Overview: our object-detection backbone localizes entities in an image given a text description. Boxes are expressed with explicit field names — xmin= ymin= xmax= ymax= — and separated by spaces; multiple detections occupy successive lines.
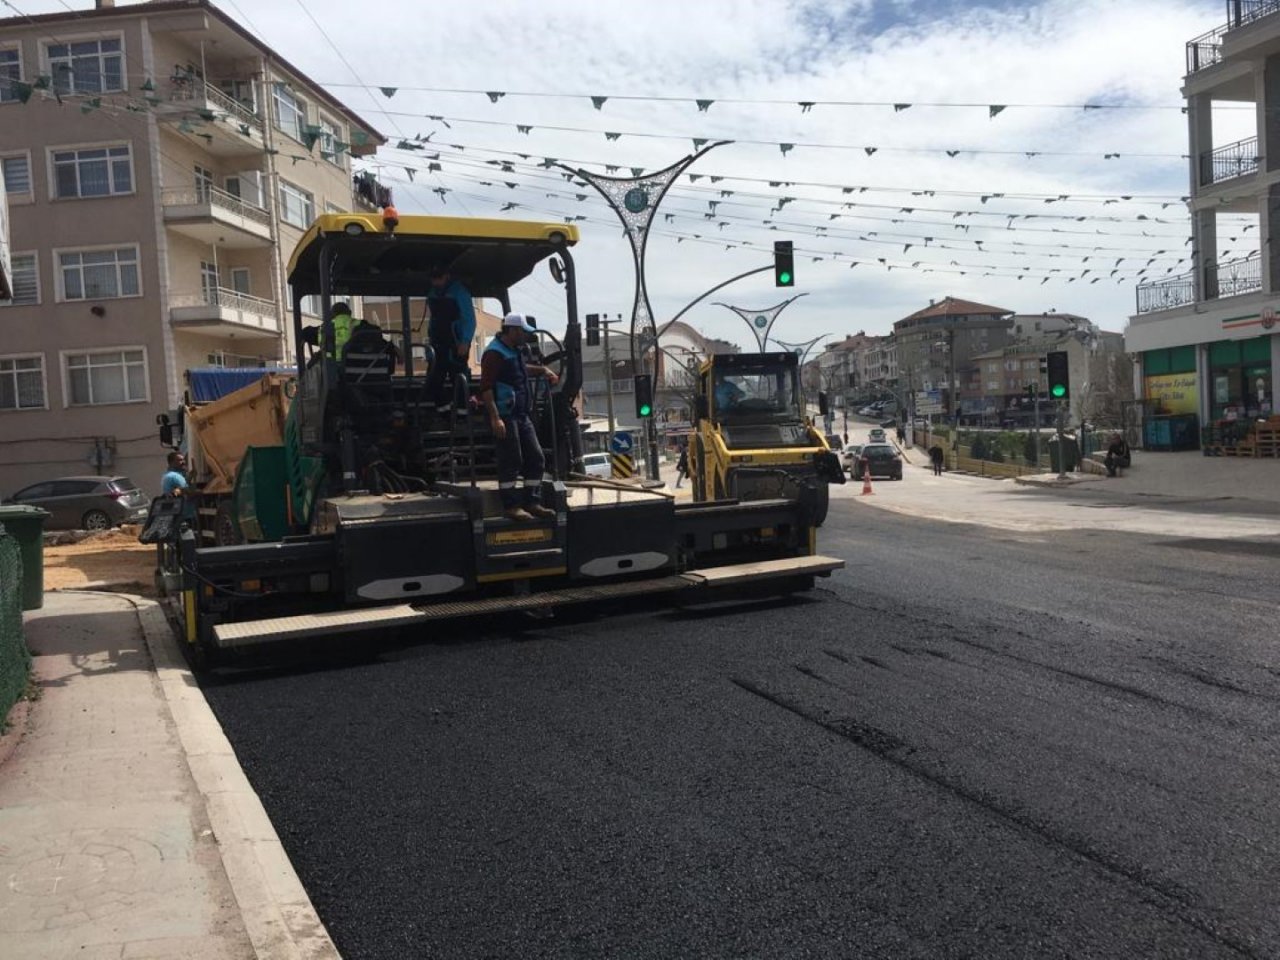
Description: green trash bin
xmin=0 ymin=505 xmax=50 ymax=611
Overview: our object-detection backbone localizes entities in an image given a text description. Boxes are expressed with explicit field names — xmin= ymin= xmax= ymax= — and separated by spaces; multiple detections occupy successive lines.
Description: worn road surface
xmin=204 ymin=496 xmax=1280 ymax=959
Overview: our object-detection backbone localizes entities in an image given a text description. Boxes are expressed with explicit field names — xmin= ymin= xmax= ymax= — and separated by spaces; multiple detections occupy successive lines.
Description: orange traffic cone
xmin=861 ymin=469 xmax=874 ymax=496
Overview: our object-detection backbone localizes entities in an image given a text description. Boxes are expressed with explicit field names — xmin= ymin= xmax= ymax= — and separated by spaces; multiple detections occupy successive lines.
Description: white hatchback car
xmin=581 ymin=452 xmax=612 ymax=478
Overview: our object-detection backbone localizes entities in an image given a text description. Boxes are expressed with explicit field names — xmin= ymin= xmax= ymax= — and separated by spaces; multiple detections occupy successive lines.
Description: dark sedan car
xmin=852 ymin=444 xmax=903 ymax=481
xmin=7 ymin=476 xmax=149 ymax=530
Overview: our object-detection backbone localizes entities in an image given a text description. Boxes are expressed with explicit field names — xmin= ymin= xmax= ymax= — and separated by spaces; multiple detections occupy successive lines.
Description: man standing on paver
xmin=929 ymin=444 xmax=944 ymax=476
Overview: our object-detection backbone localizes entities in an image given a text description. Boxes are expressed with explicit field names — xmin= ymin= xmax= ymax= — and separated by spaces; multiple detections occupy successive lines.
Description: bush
xmin=970 ymin=434 xmax=990 ymax=460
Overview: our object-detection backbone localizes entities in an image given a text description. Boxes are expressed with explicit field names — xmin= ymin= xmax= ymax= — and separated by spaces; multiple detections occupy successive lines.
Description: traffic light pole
xmin=1034 ymin=390 xmax=1041 ymax=468
xmin=1056 ymin=401 xmax=1067 ymax=480
xmin=600 ymin=315 xmax=617 ymax=449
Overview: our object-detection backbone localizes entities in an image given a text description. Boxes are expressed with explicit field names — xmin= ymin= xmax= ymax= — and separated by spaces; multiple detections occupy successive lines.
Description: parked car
xmin=841 ymin=444 xmax=864 ymax=473
xmin=581 ymin=453 xmax=613 ymax=478
xmin=851 ymin=444 xmax=903 ymax=481
xmin=7 ymin=476 xmax=149 ymax=530
xmin=868 ymin=427 xmax=887 ymax=443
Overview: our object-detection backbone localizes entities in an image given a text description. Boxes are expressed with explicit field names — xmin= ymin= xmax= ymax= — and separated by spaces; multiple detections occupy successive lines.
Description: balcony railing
xmin=1200 ymin=136 xmax=1259 ymax=186
xmin=168 ymin=77 xmax=262 ymax=129
xmin=162 ymin=185 xmax=271 ymax=226
xmin=1186 ymin=22 xmax=1227 ymax=74
xmin=172 ymin=287 xmax=281 ymax=320
xmin=1228 ymin=0 xmax=1280 ymax=29
xmin=1135 ymin=252 xmax=1261 ymax=314
xmin=1188 ymin=3 xmax=1280 ymax=74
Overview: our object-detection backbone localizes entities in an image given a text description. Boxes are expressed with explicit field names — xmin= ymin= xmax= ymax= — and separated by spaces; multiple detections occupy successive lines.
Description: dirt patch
xmin=44 ymin=528 xmax=155 ymax=596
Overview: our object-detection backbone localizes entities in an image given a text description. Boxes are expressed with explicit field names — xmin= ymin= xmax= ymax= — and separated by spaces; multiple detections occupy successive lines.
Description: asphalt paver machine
xmin=155 ymin=212 xmax=842 ymax=661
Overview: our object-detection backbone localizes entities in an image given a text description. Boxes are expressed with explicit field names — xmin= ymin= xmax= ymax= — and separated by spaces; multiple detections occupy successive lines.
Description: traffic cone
xmin=861 ymin=470 xmax=874 ymax=496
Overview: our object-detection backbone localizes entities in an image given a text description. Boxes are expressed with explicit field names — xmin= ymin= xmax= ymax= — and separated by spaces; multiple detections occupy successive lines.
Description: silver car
xmin=7 ymin=475 xmax=150 ymax=530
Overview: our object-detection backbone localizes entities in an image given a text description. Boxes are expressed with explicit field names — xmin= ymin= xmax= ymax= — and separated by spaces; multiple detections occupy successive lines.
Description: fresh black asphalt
xmin=203 ymin=497 xmax=1280 ymax=959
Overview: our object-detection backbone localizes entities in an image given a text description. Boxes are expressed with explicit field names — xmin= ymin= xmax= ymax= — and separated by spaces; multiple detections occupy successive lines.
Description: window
xmin=0 ymin=47 xmax=20 ymax=104
xmin=52 ymin=144 xmax=132 ymax=198
xmin=0 ymin=355 xmax=46 ymax=410
xmin=1 ymin=254 xmax=38 ymax=306
xmin=273 ymin=84 xmax=305 ymax=141
xmin=319 ymin=117 xmax=341 ymax=163
xmin=300 ymin=295 xmax=322 ymax=317
xmin=278 ymin=179 xmax=314 ymax=228
xmin=194 ymin=163 xmax=213 ymax=199
xmin=230 ymin=268 xmax=251 ymax=295
xmin=2 ymin=154 xmax=30 ymax=194
xmin=58 ymin=247 xmax=140 ymax=300
xmin=47 ymin=38 xmax=124 ymax=95
xmin=65 ymin=349 xmax=147 ymax=405
xmin=200 ymin=261 xmax=218 ymax=298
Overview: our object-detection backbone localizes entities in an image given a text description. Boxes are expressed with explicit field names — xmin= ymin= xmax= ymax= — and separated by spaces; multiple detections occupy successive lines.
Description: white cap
xmin=502 ymin=312 xmax=537 ymax=332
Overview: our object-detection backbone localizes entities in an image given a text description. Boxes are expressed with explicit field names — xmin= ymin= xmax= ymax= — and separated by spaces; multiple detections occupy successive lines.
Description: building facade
xmin=0 ymin=0 xmax=383 ymax=497
xmin=1127 ymin=4 xmax=1280 ymax=433
xmin=894 ymin=297 xmax=1014 ymax=418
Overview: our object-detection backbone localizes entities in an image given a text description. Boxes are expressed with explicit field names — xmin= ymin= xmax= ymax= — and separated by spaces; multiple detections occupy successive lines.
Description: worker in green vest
xmin=327 ymin=301 xmax=355 ymax=358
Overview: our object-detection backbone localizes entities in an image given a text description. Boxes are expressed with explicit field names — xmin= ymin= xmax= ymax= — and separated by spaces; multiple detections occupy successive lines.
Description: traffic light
xmin=773 ymin=240 xmax=794 ymax=287
xmin=585 ymin=313 xmax=600 ymax=347
xmin=634 ymin=374 xmax=654 ymax=418
xmin=1046 ymin=351 xmax=1070 ymax=400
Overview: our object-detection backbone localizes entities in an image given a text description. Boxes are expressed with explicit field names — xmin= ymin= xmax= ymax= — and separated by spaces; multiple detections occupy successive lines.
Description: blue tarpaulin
xmin=187 ymin=368 xmax=283 ymax=403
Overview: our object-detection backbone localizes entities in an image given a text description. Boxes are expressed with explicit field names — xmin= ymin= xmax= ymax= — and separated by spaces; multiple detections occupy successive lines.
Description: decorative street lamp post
xmin=714 ymin=294 xmax=809 ymax=353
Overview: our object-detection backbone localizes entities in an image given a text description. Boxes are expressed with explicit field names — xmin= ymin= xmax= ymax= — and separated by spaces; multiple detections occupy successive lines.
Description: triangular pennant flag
xmin=591 ymin=96 xmax=607 ymax=110
xmin=576 ymin=193 xmax=587 ymax=201
xmin=380 ymin=86 xmax=397 ymax=98
xmin=504 ymin=182 xmax=517 ymax=189
xmin=894 ymin=103 xmax=911 ymax=112
xmin=864 ymin=147 xmax=877 ymax=156
xmin=798 ymin=102 xmax=814 ymax=113
xmin=405 ymin=166 xmax=416 ymax=181
xmin=428 ymin=162 xmax=441 ymax=172
xmin=486 ymin=91 xmax=505 ymax=103
xmin=779 ymin=143 xmax=794 ymax=155
xmin=501 ymin=202 xmax=519 ymax=211
xmin=334 ymin=141 xmax=348 ymax=155
xmin=606 ymin=165 xmax=619 ymax=173
xmin=427 ymin=115 xmax=452 ymax=128
xmin=689 ymin=174 xmax=701 ymax=182
xmin=710 ymin=176 xmax=722 ymax=183
xmin=630 ymin=167 xmax=644 ymax=176
xmin=692 ymin=138 xmax=707 ymax=149
xmin=989 ymin=104 xmax=1006 ymax=118
xmin=946 ymin=150 xmax=960 ymax=157
xmin=517 ymin=124 xmax=532 ymax=134
xmin=605 ymin=132 xmax=621 ymax=141
xmin=140 ymin=77 xmax=154 ymax=92
xmin=433 ymin=187 xmax=449 ymax=201
xmin=352 ymin=130 xmax=369 ymax=146
xmin=696 ymin=99 xmax=714 ymax=112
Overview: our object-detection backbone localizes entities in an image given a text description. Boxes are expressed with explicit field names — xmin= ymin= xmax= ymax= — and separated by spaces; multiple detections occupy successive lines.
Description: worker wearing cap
xmin=480 ymin=313 xmax=559 ymax=521
xmin=425 ymin=264 xmax=477 ymax=419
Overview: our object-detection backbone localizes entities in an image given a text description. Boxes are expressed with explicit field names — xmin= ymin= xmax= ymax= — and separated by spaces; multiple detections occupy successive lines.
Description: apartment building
xmin=1127 ymin=1 xmax=1280 ymax=429
xmin=0 ymin=0 xmax=384 ymax=497
xmin=893 ymin=297 xmax=1014 ymax=418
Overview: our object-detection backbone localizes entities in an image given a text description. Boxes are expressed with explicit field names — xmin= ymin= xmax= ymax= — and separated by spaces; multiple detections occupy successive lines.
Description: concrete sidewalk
xmin=0 ymin=592 xmax=337 ymax=960
xmin=1012 ymin=449 xmax=1280 ymax=504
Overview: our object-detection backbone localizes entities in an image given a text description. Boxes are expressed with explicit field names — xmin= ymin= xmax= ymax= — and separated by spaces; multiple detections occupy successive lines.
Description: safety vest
xmin=329 ymin=312 xmax=354 ymax=357
xmin=483 ymin=336 xmax=530 ymax=418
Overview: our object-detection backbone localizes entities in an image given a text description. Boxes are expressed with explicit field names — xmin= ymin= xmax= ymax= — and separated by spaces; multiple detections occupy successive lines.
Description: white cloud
xmin=12 ymin=0 xmax=1234 ymax=348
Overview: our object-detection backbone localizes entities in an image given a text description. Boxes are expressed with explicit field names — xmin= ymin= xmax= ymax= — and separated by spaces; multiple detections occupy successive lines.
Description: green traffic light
xmin=639 ymin=403 xmax=652 ymax=417
xmin=1051 ymin=384 xmax=1066 ymax=398
xmin=778 ymin=271 xmax=792 ymax=285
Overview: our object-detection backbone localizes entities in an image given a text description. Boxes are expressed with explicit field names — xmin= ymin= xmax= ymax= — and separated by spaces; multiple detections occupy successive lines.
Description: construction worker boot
xmin=526 ymin=504 xmax=556 ymax=519
xmin=503 ymin=506 xmax=536 ymax=522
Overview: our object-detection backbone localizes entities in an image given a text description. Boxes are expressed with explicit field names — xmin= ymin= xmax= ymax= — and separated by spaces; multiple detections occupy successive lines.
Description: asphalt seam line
xmin=111 ymin=591 xmax=342 ymax=960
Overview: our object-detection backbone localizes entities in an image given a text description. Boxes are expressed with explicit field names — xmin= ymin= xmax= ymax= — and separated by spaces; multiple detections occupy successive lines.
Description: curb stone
xmin=108 ymin=592 xmax=342 ymax=960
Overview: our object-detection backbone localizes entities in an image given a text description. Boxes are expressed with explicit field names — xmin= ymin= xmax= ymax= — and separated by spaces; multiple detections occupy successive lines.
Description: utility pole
xmin=1033 ymin=388 xmax=1041 ymax=467
xmin=1056 ymin=399 xmax=1068 ymax=480
xmin=600 ymin=314 xmax=618 ymax=448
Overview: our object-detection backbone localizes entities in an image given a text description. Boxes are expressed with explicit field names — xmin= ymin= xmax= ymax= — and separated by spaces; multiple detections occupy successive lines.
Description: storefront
xmin=1207 ymin=336 xmax=1272 ymax=421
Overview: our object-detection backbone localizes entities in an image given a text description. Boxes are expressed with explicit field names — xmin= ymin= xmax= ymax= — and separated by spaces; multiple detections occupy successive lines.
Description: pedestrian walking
xmin=675 ymin=446 xmax=689 ymax=489
xmin=929 ymin=444 xmax=944 ymax=476
xmin=896 ymin=423 xmax=906 ymax=444
xmin=480 ymin=313 xmax=559 ymax=521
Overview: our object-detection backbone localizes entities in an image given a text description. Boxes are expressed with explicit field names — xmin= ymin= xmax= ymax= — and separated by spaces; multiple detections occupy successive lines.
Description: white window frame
xmin=324 ymin=200 xmax=343 ymax=215
xmin=54 ymin=244 xmax=142 ymax=302
xmin=277 ymin=178 xmax=314 ymax=229
xmin=1 ymin=251 xmax=39 ymax=306
xmin=0 ymin=353 xmax=48 ymax=412
xmin=0 ymin=44 xmax=22 ymax=105
xmin=272 ymin=83 xmax=306 ymax=142
xmin=48 ymin=142 xmax=134 ymax=200
xmin=1 ymin=151 xmax=32 ymax=198
xmin=61 ymin=346 xmax=149 ymax=407
xmin=43 ymin=34 xmax=125 ymax=96
xmin=318 ymin=115 xmax=342 ymax=164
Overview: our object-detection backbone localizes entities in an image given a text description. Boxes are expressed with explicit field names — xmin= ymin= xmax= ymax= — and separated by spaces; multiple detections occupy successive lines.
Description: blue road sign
xmin=611 ymin=431 xmax=634 ymax=454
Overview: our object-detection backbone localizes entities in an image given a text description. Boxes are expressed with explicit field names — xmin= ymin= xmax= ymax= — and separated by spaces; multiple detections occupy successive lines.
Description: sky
xmin=12 ymin=0 xmax=1254 ymax=351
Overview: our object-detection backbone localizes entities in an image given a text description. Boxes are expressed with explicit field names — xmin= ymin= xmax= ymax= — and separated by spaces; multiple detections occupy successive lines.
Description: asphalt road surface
xmin=204 ymin=499 xmax=1280 ymax=960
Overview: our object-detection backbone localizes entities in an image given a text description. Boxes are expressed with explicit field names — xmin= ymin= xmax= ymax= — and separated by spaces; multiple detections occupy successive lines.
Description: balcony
xmin=158 ymin=77 xmax=266 ymax=157
xmin=1199 ymin=136 xmax=1259 ymax=187
xmin=162 ymin=186 xmax=272 ymax=248
xmin=1135 ymin=252 xmax=1261 ymax=315
xmin=1187 ymin=2 xmax=1280 ymax=75
xmin=170 ymin=288 xmax=282 ymax=339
